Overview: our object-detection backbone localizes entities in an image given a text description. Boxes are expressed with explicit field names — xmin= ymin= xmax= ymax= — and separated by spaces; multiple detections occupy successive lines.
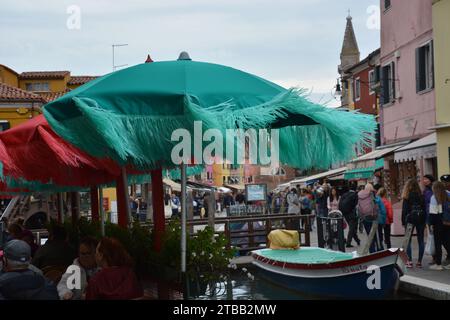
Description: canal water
xmin=194 ymin=267 xmax=425 ymax=300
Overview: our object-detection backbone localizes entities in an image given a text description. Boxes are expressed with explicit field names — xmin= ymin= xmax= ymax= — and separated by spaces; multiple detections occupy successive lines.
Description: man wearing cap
xmin=0 ymin=240 xmax=58 ymax=300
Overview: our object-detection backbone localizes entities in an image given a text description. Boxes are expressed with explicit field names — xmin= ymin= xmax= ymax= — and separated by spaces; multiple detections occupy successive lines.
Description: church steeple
xmin=339 ymin=12 xmax=360 ymax=73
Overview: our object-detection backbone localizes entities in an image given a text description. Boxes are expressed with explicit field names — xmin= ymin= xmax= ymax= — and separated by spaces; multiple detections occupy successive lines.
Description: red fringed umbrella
xmin=0 ymin=114 xmax=128 ymax=187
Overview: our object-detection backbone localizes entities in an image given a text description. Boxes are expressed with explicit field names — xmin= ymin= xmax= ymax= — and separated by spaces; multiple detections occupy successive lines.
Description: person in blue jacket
xmin=374 ymin=191 xmax=387 ymax=251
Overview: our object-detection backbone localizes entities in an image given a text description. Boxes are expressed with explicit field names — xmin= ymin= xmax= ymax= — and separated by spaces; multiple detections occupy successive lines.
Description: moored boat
xmin=251 ymin=247 xmax=408 ymax=299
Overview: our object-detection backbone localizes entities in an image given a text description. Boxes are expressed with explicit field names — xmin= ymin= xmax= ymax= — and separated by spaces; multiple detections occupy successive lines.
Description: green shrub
xmin=160 ymin=219 xmax=236 ymax=284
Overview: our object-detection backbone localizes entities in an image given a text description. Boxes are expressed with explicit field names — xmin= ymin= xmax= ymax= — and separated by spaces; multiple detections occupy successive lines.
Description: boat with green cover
xmin=251 ymin=247 xmax=408 ymax=299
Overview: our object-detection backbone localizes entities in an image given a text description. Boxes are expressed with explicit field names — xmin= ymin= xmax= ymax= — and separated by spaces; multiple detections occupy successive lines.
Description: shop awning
xmin=349 ymin=145 xmax=402 ymax=168
xmin=163 ymin=178 xmax=181 ymax=192
xmin=224 ymin=184 xmax=246 ymax=191
xmin=394 ymin=133 xmax=437 ymax=163
xmin=344 ymin=158 xmax=384 ymax=180
xmin=289 ymin=167 xmax=347 ymax=187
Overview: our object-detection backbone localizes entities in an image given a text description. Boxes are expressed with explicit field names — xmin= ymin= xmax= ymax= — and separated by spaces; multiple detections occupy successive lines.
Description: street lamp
xmin=112 ymin=44 xmax=128 ymax=71
xmin=334 ymin=79 xmax=342 ymax=97
xmin=331 ymin=78 xmax=342 ymax=101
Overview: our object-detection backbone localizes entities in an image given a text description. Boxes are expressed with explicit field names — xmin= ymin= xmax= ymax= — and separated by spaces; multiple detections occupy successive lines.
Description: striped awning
xmin=394 ymin=133 xmax=436 ymax=163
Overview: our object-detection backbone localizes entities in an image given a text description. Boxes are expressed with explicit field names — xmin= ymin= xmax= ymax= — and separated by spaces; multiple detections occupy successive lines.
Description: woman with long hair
xmin=327 ymin=187 xmax=340 ymax=212
xmin=429 ymin=182 xmax=450 ymax=270
xmin=85 ymin=237 xmax=143 ymax=300
xmin=377 ymin=188 xmax=393 ymax=249
xmin=401 ymin=179 xmax=427 ymax=268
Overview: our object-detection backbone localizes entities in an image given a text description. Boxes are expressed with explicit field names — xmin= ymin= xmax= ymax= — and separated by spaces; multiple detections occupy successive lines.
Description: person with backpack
xmin=401 ymin=179 xmax=427 ymax=269
xmin=339 ymin=186 xmax=360 ymax=248
xmin=357 ymin=183 xmax=380 ymax=253
xmin=0 ymin=240 xmax=59 ymax=300
xmin=378 ymin=188 xmax=393 ymax=249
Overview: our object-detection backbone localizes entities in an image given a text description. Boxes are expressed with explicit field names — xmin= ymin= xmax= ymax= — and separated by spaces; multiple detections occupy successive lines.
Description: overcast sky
xmin=0 ymin=0 xmax=380 ymax=106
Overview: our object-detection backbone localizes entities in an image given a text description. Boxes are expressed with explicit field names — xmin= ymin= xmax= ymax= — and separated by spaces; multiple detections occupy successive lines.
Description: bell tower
xmin=338 ymin=11 xmax=360 ymax=107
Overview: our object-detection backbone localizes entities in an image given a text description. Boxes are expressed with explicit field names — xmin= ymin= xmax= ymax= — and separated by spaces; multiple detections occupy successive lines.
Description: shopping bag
xmin=425 ymin=232 xmax=435 ymax=256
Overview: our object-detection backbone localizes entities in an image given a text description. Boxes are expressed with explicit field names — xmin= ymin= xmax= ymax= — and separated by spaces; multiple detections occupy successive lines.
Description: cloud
xmin=0 ymin=0 xmax=379 ymax=108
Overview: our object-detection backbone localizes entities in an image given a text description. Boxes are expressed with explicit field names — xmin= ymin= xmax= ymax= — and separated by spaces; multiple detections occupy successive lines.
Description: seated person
xmin=0 ymin=240 xmax=59 ymax=300
xmin=31 ymin=225 xmax=76 ymax=271
xmin=85 ymin=237 xmax=143 ymax=300
xmin=57 ymin=237 xmax=99 ymax=300
xmin=20 ymin=229 xmax=39 ymax=258
xmin=6 ymin=223 xmax=23 ymax=241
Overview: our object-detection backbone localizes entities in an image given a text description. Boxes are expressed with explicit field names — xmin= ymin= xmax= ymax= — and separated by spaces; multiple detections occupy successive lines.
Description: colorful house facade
xmin=379 ymin=0 xmax=437 ymax=200
xmin=432 ymin=0 xmax=450 ymax=178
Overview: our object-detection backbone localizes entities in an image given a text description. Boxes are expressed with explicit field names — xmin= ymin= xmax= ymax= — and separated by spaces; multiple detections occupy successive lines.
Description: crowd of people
xmin=0 ymin=222 xmax=143 ymax=300
xmin=264 ymin=174 xmax=450 ymax=271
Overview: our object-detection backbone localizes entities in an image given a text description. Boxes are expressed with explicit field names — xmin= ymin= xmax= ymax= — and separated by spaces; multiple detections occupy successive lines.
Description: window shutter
xmin=390 ymin=62 xmax=396 ymax=101
xmin=415 ymin=47 xmax=420 ymax=93
xmin=430 ymin=40 xmax=434 ymax=89
xmin=381 ymin=66 xmax=387 ymax=105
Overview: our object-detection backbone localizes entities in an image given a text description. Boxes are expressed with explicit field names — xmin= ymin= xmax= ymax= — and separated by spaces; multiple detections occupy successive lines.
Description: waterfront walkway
xmin=233 ymin=226 xmax=450 ymax=300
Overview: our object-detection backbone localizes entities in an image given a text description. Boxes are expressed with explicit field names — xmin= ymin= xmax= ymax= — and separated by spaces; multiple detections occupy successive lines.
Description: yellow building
xmin=0 ymin=82 xmax=44 ymax=130
xmin=0 ymin=64 xmax=19 ymax=87
xmin=432 ymin=0 xmax=450 ymax=177
xmin=212 ymin=163 xmax=244 ymax=187
xmin=0 ymin=65 xmax=98 ymax=129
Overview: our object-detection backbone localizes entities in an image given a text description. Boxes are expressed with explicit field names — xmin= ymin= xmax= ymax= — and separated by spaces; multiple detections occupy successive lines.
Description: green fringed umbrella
xmin=42 ymin=52 xmax=376 ymax=276
xmin=43 ymin=53 xmax=376 ymax=170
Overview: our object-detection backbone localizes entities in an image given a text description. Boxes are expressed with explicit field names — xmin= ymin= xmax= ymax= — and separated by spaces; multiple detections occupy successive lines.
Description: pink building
xmin=380 ymin=0 xmax=437 ymax=235
xmin=380 ymin=0 xmax=435 ymax=145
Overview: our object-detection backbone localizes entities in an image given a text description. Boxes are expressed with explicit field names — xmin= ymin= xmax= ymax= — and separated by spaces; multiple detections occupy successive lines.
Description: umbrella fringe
xmin=44 ymin=96 xmax=224 ymax=170
xmin=44 ymin=89 xmax=376 ymax=171
xmin=209 ymin=89 xmax=377 ymax=169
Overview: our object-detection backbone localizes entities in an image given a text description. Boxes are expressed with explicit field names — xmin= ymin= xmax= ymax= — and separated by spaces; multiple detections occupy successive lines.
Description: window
xmin=222 ymin=176 xmax=226 ymax=183
xmin=207 ymin=172 xmax=212 ymax=180
xmin=25 ymin=82 xmax=50 ymax=92
xmin=381 ymin=62 xmax=395 ymax=105
xmin=369 ymin=67 xmax=381 ymax=94
xmin=41 ymin=82 xmax=50 ymax=91
xmin=384 ymin=0 xmax=391 ymax=11
xmin=0 ymin=121 xmax=10 ymax=131
xmin=416 ymin=41 xmax=434 ymax=93
xmin=353 ymin=78 xmax=361 ymax=101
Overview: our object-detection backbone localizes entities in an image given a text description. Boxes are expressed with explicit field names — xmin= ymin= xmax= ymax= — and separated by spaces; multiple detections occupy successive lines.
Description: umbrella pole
xmin=180 ymin=163 xmax=188 ymax=299
xmin=70 ymin=192 xmax=79 ymax=226
xmin=57 ymin=193 xmax=63 ymax=223
xmin=99 ymin=187 xmax=105 ymax=236
xmin=90 ymin=186 xmax=99 ymax=222
xmin=151 ymin=168 xmax=165 ymax=252
xmin=116 ymin=167 xmax=130 ymax=228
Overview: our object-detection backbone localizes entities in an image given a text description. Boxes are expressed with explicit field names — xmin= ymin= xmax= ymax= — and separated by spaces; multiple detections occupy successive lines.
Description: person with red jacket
xmin=85 ymin=237 xmax=143 ymax=300
xmin=378 ymin=188 xmax=393 ymax=249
